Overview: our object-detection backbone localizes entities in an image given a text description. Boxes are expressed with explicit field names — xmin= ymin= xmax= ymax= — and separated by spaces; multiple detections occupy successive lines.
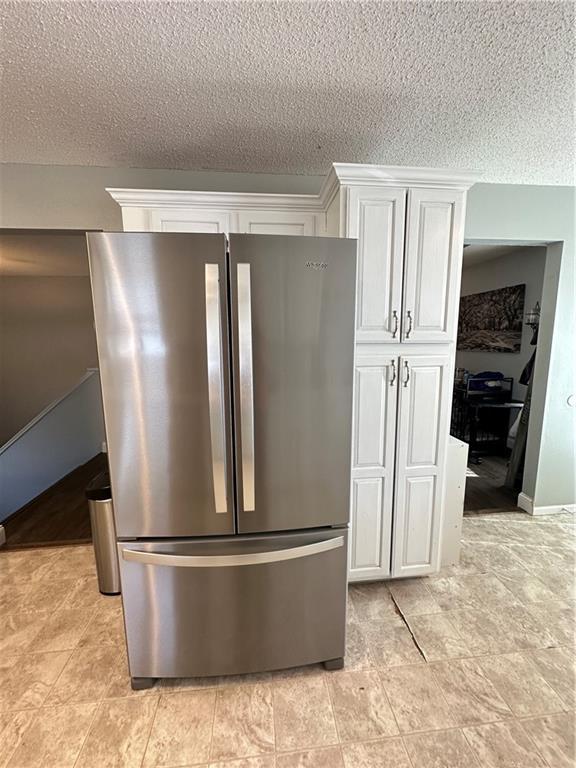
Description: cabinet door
xmin=347 ymin=187 xmax=406 ymax=343
xmin=237 ymin=210 xmax=320 ymax=236
xmin=392 ymin=355 xmax=450 ymax=577
xmin=402 ymin=189 xmax=465 ymax=343
xmin=149 ymin=209 xmax=231 ymax=233
xmin=349 ymin=355 xmax=398 ymax=581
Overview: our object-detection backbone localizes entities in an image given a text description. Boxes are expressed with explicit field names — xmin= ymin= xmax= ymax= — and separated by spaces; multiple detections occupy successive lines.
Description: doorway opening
xmin=0 ymin=229 xmax=105 ymax=549
xmin=450 ymin=243 xmax=548 ymax=515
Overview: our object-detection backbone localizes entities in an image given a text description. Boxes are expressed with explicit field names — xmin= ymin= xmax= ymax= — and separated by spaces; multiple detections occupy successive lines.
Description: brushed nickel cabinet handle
xmin=405 ymin=310 xmax=413 ymax=339
xmin=205 ymin=264 xmax=227 ymax=514
xmin=391 ymin=310 xmax=399 ymax=339
xmin=390 ymin=359 xmax=396 ymax=386
xmin=403 ymin=361 xmax=410 ymax=387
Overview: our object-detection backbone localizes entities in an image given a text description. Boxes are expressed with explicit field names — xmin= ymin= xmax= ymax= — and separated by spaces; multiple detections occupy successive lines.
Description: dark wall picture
xmin=457 ymin=284 xmax=525 ymax=352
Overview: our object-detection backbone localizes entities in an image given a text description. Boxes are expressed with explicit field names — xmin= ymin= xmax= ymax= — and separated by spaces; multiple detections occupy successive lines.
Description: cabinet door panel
xmin=347 ymin=187 xmax=406 ymax=343
xmin=401 ymin=476 xmax=436 ymax=569
xmin=350 ymin=478 xmax=386 ymax=573
xmin=150 ymin=209 xmax=231 ymax=233
xmin=237 ymin=210 xmax=319 ymax=236
xmin=392 ymin=355 xmax=450 ymax=577
xmin=350 ymin=356 xmax=397 ymax=581
xmin=405 ymin=364 xmax=442 ymax=468
xmin=402 ymin=189 xmax=464 ymax=343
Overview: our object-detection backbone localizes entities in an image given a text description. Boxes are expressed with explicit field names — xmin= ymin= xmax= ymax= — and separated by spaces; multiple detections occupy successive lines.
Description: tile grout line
xmin=398 ymin=733 xmax=418 ymax=768
xmin=460 ymin=717 xmax=554 ymax=768
xmin=269 ymin=679 xmax=277 ymax=759
xmin=320 ymin=672 xmax=341 ymax=749
xmin=71 ymin=697 xmax=105 ymax=768
xmin=40 ymin=648 xmax=76 ymax=708
xmin=138 ymin=693 xmax=161 ymax=768
xmin=371 ymin=663 xmax=405 ymax=741
xmin=323 ymin=668 xmax=342 ymax=745
xmin=207 ymin=682 xmax=219 ymax=763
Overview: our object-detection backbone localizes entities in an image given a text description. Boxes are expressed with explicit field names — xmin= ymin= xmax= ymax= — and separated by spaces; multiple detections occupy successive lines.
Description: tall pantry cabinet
xmin=108 ymin=163 xmax=475 ymax=582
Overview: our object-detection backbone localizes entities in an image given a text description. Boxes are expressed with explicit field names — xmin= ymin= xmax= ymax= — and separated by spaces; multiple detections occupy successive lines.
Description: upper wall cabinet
xmin=152 ymin=208 xmax=320 ymax=236
xmin=107 ymin=189 xmax=326 ymax=237
xmin=402 ymin=189 xmax=465 ymax=343
xmin=343 ymin=183 xmax=465 ymax=344
xmin=347 ymin=187 xmax=406 ymax=343
xmin=150 ymin=208 xmax=231 ymax=233
xmin=237 ymin=210 xmax=321 ymax=236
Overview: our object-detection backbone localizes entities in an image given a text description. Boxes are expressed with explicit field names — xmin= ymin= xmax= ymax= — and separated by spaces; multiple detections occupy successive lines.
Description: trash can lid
xmin=86 ymin=470 xmax=111 ymax=501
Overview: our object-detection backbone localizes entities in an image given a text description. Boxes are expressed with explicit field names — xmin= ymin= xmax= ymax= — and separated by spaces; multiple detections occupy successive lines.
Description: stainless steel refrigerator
xmin=87 ymin=232 xmax=357 ymax=689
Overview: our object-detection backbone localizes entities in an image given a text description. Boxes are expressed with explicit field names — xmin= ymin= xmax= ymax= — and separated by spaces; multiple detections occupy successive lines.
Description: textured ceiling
xmin=0 ymin=1 xmax=574 ymax=184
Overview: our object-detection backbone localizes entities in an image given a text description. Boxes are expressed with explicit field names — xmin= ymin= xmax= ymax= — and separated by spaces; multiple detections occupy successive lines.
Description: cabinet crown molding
xmin=107 ymin=164 xmax=478 ymax=213
xmin=321 ymin=163 xmax=479 ymax=198
xmin=106 ymin=187 xmax=324 ymax=212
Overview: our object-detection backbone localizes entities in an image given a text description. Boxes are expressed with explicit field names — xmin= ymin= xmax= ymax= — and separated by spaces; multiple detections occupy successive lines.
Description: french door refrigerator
xmin=87 ymin=232 xmax=357 ymax=688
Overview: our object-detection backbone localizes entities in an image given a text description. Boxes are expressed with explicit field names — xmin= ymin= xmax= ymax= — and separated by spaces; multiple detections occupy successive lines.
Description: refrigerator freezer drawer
xmin=118 ymin=528 xmax=348 ymax=679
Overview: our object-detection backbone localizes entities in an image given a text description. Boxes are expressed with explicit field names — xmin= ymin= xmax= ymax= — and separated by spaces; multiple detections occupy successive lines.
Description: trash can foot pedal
xmin=131 ymin=677 xmax=156 ymax=691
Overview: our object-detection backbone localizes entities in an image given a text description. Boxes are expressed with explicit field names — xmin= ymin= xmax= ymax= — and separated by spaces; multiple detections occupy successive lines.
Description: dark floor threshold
xmin=2 ymin=453 xmax=106 ymax=549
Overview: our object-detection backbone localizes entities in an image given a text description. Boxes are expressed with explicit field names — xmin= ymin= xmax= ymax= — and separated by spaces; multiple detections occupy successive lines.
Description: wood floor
xmin=3 ymin=453 xmax=107 ymax=549
xmin=464 ymin=454 xmax=520 ymax=513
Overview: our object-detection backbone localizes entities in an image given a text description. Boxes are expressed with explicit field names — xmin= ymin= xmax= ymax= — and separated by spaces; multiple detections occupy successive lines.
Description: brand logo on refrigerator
xmin=305 ymin=261 xmax=328 ymax=270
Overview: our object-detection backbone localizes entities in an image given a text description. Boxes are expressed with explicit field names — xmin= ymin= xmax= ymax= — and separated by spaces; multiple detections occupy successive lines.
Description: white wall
xmin=456 ymin=247 xmax=546 ymax=401
xmin=0 ymin=163 xmax=573 ymax=509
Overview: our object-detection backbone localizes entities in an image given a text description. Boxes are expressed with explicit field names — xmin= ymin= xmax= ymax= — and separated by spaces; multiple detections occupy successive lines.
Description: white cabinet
xmin=113 ymin=193 xmax=323 ymax=236
xmin=347 ymin=187 xmax=406 ymax=343
xmin=349 ymin=356 xmax=397 ymax=580
xmin=149 ymin=208 xmax=231 ymax=233
xmin=350 ymin=352 xmax=450 ymax=581
xmin=402 ymin=189 xmax=465 ymax=343
xmin=237 ymin=210 xmax=321 ymax=236
xmin=344 ymin=184 xmax=464 ymax=345
xmin=108 ymin=164 xmax=475 ymax=583
xmin=392 ymin=354 xmax=451 ymax=577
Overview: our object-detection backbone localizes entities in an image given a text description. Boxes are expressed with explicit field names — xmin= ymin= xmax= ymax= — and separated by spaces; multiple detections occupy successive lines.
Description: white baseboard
xmin=517 ymin=492 xmax=575 ymax=517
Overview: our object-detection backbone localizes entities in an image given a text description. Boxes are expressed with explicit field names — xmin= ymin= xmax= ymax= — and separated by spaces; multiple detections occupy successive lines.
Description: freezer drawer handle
xmin=205 ymin=263 xmax=227 ymax=514
xmin=237 ymin=263 xmax=255 ymax=512
xmin=121 ymin=536 xmax=344 ymax=568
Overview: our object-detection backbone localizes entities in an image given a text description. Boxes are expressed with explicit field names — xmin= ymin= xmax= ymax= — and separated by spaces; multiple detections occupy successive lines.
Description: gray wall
xmin=0 ymin=268 xmax=98 ymax=444
xmin=465 ymin=185 xmax=575 ymax=508
xmin=456 ymin=247 xmax=546 ymax=401
xmin=0 ymin=164 xmax=323 ymax=231
xmin=0 ymin=164 xmax=573 ymax=508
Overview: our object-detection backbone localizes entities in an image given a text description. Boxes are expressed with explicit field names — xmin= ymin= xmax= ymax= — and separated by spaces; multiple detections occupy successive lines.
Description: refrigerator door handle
xmin=121 ymin=536 xmax=344 ymax=568
xmin=237 ymin=263 xmax=255 ymax=512
xmin=205 ymin=264 xmax=227 ymax=514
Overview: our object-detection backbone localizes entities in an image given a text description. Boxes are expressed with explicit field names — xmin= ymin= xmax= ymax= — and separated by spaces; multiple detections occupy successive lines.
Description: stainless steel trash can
xmin=86 ymin=471 xmax=121 ymax=595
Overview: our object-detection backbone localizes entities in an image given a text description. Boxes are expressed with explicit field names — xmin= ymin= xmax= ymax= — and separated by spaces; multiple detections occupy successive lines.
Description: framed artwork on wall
xmin=457 ymin=284 xmax=526 ymax=352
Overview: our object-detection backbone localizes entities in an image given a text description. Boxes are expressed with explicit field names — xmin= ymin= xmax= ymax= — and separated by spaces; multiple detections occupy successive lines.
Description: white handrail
xmin=0 ymin=369 xmax=105 ymax=521
xmin=0 ymin=369 xmax=99 ymax=456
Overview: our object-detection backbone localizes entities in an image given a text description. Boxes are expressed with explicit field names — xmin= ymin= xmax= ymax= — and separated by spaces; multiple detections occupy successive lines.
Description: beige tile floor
xmin=0 ymin=510 xmax=574 ymax=767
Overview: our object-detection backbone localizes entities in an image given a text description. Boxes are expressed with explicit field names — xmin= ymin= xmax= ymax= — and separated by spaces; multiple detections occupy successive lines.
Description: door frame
xmin=459 ymin=237 xmax=564 ymax=514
